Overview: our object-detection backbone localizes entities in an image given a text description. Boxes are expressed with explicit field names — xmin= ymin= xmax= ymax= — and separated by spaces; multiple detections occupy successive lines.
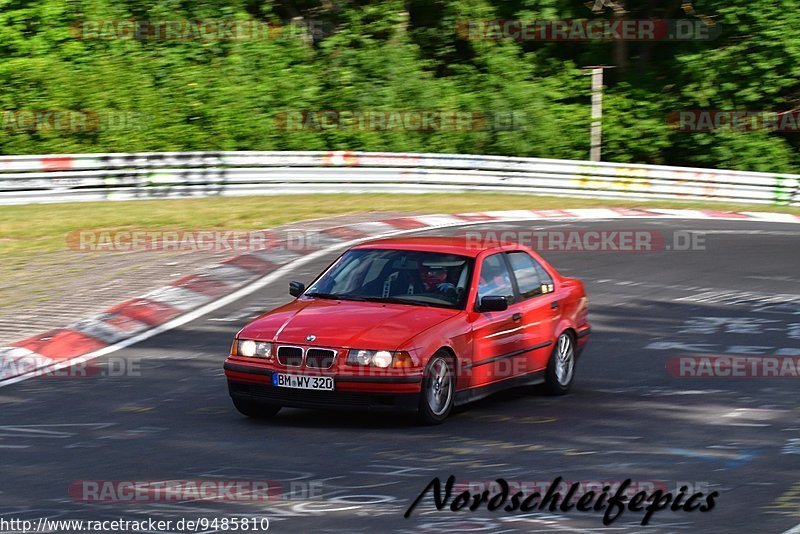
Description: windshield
xmin=304 ymin=248 xmax=473 ymax=309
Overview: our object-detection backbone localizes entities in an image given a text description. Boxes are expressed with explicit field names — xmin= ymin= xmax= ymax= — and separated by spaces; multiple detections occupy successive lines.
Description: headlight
xmin=371 ymin=351 xmax=393 ymax=368
xmin=346 ymin=349 xmax=410 ymax=368
xmin=236 ymin=339 xmax=272 ymax=359
xmin=348 ymin=349 xmax=374 ymax=366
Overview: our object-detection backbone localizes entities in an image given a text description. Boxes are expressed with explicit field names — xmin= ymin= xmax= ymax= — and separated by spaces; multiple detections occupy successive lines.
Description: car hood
xmin=238 ymin=299 xmax=460 ymax=350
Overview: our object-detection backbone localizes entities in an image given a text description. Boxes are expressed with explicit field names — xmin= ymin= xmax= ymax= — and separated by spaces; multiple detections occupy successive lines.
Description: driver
xmin=419 ymin=264 xmax=457 ymax=298
xmin=419 ymin=264 xmax=447 ymax=291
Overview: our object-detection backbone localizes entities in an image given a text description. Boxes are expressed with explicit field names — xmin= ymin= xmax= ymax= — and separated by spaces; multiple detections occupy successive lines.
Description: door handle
xmin=512 ymin=312 xmax=523 ymax=322
xmin=551 ymin=301 xmax=559 ymax=310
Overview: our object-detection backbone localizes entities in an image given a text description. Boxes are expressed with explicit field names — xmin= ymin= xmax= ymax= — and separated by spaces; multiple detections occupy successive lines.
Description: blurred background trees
xmin=0 ymin=0 xmax=797 ymax=173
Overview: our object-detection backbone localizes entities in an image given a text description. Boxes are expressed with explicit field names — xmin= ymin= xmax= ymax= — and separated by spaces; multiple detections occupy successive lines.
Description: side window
xmin=507 ymin=252 xmax=542 ymax=298
xmin=477 ymin=253 xmax=515 ymax=305
xmin=507 ymin=251 xmax=554 ymax=298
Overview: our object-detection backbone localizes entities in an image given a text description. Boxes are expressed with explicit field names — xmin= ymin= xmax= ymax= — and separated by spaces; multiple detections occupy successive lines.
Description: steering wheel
xmin=436 ymin=282 xmax=458 ymax=301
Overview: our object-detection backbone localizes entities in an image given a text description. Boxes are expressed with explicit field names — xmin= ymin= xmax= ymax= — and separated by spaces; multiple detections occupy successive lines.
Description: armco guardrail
xmin=0 ymin=151 xmax=798 ymax=206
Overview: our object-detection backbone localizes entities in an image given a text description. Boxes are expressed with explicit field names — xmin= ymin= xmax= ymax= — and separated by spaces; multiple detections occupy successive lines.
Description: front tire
xmin=417 ymin=352 xmax=455 ymax=425
xmin=232 ymin=397 xmax=282 ymax=419
xmin=543 ymin=332 xmax=576 ymax=395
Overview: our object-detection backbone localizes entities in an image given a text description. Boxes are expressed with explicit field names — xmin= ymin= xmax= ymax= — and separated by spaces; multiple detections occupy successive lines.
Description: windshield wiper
xmin=306 ymin=293 xmax=446 ymax=307
xmin=360 ymin=296 xmax=434 ymax=307
xmin=304 ymin=292 xmax=368 ymax=302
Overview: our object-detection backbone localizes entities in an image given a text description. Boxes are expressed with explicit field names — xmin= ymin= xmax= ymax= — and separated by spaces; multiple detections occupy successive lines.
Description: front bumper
xmin=224 ymin=360 xmax=422 ymax=413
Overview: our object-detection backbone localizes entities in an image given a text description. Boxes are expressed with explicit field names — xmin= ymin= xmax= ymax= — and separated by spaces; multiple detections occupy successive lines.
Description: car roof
xmin=352 ymin=236 xmax=519 ymax=258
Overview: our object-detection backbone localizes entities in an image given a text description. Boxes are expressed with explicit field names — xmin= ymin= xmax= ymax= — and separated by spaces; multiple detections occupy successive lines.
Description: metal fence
xmin=1 ymin=150 xmax=798 ymax=206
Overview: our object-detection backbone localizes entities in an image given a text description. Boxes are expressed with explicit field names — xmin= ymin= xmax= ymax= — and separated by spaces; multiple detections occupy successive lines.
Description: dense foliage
xmin=0 ymin=0 xmax=797 ymax=173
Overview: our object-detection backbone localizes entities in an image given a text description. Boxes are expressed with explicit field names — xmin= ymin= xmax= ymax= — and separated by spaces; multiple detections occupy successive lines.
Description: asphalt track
xmin=1 ymin=218 xmax=799 ymax=534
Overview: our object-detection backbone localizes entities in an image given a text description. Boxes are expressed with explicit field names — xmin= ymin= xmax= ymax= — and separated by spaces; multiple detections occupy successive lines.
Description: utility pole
xmin=583 ymin=66 xmax=613 ymax=162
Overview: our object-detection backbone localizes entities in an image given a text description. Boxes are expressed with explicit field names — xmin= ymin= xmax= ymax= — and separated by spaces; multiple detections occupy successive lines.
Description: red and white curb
xmin=1 ymin=207 xmax=798 ymax=386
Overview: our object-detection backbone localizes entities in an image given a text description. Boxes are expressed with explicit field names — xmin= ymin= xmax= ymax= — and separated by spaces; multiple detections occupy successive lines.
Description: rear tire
xmin=232 ymin=397 xmax=282 ymax=419
xmin=417 ymin=352 xmax=455 ymax=425
xmin=543 ymin=332 xmax=576 ymax=395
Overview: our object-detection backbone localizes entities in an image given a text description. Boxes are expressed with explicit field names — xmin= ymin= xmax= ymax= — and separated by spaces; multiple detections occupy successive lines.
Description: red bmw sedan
xmin=224 ymin=236 xmax=590 ymax=424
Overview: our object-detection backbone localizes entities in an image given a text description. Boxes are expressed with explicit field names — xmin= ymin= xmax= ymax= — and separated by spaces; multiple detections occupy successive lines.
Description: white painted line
xmin=782 ymin=523 xmax=800 ymax=534
xmin=0 ymin=348 xmax=54 ymax=380
xmin=2 ymin=209 xmax=799 ymax=388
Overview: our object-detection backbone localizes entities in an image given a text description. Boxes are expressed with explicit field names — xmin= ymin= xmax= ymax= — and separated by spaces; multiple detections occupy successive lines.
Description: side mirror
xmin=478 ymin=295 xmax=508 ymax=312
xmin=289 ymin=281 xmax=305 ymax=297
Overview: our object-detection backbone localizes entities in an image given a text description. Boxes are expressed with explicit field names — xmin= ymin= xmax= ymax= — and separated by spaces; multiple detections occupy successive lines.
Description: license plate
xmin=272 ymin=373 xmax=334 ymax=391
